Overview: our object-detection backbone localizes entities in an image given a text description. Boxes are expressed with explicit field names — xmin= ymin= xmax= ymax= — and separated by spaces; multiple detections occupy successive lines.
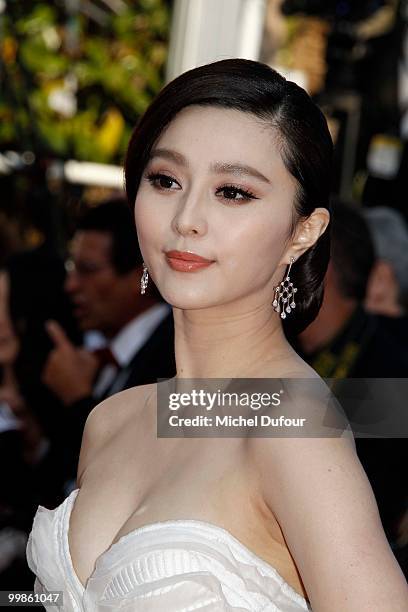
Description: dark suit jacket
xmin=291 ymin=305 xmax=408 ymax=546
xmin=63 ymin=311 xmax=176 ymax=478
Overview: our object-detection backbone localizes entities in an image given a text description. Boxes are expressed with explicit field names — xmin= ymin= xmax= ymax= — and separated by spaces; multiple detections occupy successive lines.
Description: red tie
xmin=92 ymin=347 xmax=119 ymax=369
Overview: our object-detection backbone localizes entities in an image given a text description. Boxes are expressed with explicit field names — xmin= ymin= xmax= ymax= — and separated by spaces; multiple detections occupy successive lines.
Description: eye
xmin=144 ymin=172 xmax=258 ymax=204
xmin=144 ymin=172 xmax=180 ymax=191
xmin=216 ymin=185 xmax=258 ymax=204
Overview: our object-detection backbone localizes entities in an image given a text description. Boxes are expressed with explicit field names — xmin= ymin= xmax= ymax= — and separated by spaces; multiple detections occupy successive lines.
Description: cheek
xmin=92 ymin=277 xmax=119 ymax=302
xmin=134 ymin=192 xmax=166 ymax=255
xmin=134 ymin=194 xmax=150 ymax=246
xmin=220 ymin=214 xmax=287 ymax=281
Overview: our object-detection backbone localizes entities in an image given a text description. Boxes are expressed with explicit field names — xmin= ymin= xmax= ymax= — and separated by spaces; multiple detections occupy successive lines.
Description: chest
xmin=68 ymin=416 xmax=305 ymax=600
xmin=69 ymin=423 xmax=255 ymax=580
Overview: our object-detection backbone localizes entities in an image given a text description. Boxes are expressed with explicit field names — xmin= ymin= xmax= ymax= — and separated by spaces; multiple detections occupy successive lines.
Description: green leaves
xmin=1 ymin=0 xmax=170 ymax=162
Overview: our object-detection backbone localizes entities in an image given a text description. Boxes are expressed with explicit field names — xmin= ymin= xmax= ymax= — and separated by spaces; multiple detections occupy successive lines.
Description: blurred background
xmin=0 ymin=0 xmax=407 ymax=595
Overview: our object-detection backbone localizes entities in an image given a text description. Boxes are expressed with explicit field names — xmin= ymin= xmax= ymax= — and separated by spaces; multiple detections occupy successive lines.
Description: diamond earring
xmin=272 ymin=256 xmax=297 ymax=319
xmin=140 ymin=262 xmax=149 ymax=295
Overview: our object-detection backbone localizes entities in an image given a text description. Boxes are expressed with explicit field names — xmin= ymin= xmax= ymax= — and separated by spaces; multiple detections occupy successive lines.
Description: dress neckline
xmin=59 ymin=487 xmax=309 ymax=606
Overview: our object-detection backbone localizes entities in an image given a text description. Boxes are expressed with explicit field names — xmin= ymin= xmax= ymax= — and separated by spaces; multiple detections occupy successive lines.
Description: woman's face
xmin=134 ymin=105 xmax=298 ymax=311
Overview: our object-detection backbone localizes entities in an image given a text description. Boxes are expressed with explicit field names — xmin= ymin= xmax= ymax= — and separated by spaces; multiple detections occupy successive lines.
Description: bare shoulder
xmin=76 ymin=383 xmax=156 ymax=486
xmin=248 ymin=360 xmax=357 ymax=491
xmin=247 ymin=415 xmax=407 ymax=609
xmin=247 ymin=357 xmax=408 ymax=607
xmin=272 ymin=350 xmax=324 ymax=379
xmin=85 ymin=383 xmax=157 ymax=437
xmin=262 ymin=353 xmax=355 ymax=445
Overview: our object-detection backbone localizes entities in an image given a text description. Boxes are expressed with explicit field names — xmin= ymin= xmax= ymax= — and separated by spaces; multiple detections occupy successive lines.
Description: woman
xmin=27 ymin=59 xmax=408 ymax=611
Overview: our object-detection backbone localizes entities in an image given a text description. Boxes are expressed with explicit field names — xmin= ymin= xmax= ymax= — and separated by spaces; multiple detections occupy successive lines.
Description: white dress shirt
xmin=92 ymin=303 xmax=171 ymax=399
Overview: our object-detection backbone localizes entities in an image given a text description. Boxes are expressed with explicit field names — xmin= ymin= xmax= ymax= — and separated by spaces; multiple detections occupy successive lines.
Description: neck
xmin=173 ymin=297 xmax=294 ymax=379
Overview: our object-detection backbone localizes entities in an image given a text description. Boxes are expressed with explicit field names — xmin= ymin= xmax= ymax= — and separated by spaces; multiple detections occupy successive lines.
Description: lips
xmin=165 ymin=250 xmax=214 ymax=272
xmin=72 ymin=300 xmax=88 ymax=318
xmin=73 ymin=306 xmax=87 ymax=319
xmin=165 ymin=250 xmax=213 ymax=263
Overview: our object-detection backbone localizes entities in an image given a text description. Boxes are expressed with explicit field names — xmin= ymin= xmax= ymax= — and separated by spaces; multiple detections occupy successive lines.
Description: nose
xmin=64 ymin=270 xmax=81 ymax=295
xmin=171 ymin=188 xmax=208 ymax=238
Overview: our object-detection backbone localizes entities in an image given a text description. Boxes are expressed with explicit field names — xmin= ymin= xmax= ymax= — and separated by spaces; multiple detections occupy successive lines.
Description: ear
xmin=281 ymin=207 xmax=330 ymax=265
xmin=365 ymin=259 xmax=398 ymax=304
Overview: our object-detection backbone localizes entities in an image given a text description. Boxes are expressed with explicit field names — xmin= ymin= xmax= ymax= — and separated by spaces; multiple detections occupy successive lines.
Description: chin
xmin=159 ymin=287 xmax=217 ymax=311
xmin=152 ymin=267 xmax=227 ymax=309
xmin=79 ymin=319 xmax=95 ymax=332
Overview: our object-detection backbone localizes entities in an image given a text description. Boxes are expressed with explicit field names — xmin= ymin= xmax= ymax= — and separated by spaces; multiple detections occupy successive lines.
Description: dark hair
xmin=125 ymin=58 xmax=333 ymax=335
xmin=330 ymin=199 xmax=375 ymax=300
xmin=77 ymin=198 xmax=142 ymax=274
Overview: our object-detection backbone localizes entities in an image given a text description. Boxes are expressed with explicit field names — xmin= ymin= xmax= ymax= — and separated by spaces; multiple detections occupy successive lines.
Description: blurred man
xmin=363 ymin=206 xmax=408 ymax=319
xmin=42 ymin=199 xmax=176 ymax=474
xmin=295 ymin=202 xmax=408 ymax=377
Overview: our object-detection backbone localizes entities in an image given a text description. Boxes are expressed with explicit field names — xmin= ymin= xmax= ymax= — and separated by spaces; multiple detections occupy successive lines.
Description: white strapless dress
xmin=26 ymin=488 xmax=311 ymax=611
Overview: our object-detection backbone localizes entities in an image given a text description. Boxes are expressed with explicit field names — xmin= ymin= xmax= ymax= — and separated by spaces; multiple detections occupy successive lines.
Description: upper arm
xmin=249 ymin=434 xmax=408 ymax=611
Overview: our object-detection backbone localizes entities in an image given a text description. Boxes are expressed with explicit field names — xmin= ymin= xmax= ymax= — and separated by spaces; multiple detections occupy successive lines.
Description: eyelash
xmin=144 ymin=172 xmax=258 ymax=204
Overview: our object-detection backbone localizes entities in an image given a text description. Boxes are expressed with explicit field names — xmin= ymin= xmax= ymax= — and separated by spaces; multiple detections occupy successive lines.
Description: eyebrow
xmin=148 ymin=148 xmax=271 ymax=185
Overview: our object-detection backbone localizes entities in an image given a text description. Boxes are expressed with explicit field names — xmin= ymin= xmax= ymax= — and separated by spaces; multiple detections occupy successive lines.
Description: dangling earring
xmin=140 ymin=262 xmax=149 ymax=295
xmin=272 ymin=256 xmax=297 ymax=319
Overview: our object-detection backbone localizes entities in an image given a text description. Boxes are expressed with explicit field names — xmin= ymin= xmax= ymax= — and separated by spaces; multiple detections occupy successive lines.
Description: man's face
xmin=64 ymin=230 xmax=137 ymax=337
